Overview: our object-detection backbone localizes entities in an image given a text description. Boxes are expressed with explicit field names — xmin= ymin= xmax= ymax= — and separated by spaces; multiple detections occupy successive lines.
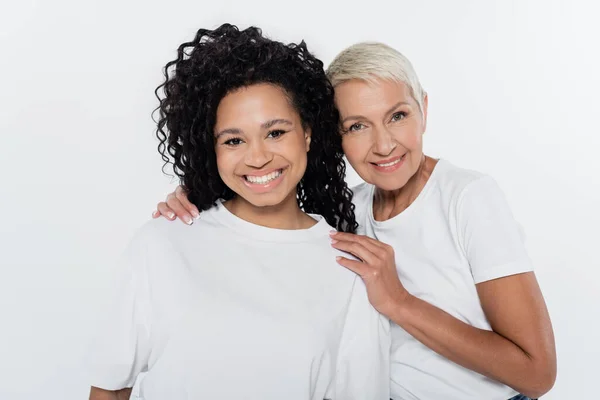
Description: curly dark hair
xmin=154 ymin=23 xmax=357 ymax=232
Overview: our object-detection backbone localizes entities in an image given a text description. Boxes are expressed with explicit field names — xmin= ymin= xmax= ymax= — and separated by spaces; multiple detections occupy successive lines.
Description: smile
xmin=244 ymin=169 xmax=284 ymax=185
xmin=376 ymin=156 xmax=403 ymax=167
xmin=371 ymin=154 xmax=406 ymax=172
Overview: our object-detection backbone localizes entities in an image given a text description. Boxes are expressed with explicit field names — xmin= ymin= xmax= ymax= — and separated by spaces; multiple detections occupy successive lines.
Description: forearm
xmin=389 ymin=295 xmax=550 ymax=398
xmin=89 ymin=387 xmax=132 ymax=400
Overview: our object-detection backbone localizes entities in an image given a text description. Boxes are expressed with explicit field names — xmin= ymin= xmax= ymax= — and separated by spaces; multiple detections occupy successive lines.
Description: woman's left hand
xmin=330 ymin=231 xmax=410 ymax=317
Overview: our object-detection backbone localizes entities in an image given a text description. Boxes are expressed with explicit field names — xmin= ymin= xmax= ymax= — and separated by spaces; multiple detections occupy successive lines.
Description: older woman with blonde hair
xmin=154 ymin=40 xmax=556 ymax=400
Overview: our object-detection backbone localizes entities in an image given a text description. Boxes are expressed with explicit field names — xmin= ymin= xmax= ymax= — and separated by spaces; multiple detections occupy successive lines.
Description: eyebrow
xmin=261 ymin=118 xmax=293 ymax=129
xmin=215 ymin=119 xmax=293 ymax=138
xmin=341 ymin=101 xmax=411 ymax=124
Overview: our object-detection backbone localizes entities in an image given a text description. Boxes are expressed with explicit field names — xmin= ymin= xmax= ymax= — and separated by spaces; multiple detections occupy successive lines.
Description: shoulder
xmin=125 ymin=206 xmax=221 ymax=256
xmin=435 ymin=159 xmax=486 ymax=194
xmin=130 ymin=217 xmax=187 ymax=244
xmin=434 ymin=159 xmax=505 ymax=205
xmin=299 ymin=216 xmax=361 ymax=261
xmin=435 ymin=161 xmax=521 ymax=242
xmin=120 ymin=219 xmax=181 ymax=265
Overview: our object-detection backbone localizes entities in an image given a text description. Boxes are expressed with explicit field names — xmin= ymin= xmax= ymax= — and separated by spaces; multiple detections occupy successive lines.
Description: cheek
xmin=291 ymin=149 xmax=308 ymax=172
xmin=341 ymin=136 xmax=366 ymax=166
xmin=285 ymin=135 xmax=310 ymax=167
xmin=405 ymin=132 xmax=423 ymax=152
xmin=401 ymin=130 xmax=424 ymax=168
xmin=400 ymin=122 xmax=424 ymax=150
xmin=215 ymin=149 xmax=237 ymax=179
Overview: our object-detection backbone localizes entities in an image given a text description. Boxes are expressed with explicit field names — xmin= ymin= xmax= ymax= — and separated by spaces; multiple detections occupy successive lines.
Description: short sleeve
xmin=332 ymin=277 xmax=391 ymax=399
xmin=457 ymin=176 xmax=534 ymax=284
xmin=87 ymin=234 xmax=152 ymax=390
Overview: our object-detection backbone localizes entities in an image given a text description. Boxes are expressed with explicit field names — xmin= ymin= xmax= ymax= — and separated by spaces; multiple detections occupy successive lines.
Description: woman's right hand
xmin=152 ymin=186 xmax=200 ymax=225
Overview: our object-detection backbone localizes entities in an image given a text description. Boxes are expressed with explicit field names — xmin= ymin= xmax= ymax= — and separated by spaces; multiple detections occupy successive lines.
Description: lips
xmin=371 ymin=154 xmax=406 ymax=172
xmin=244 ymin=169 xmax=283 ymax=184
xmin=240 ymin=167 xmax=288 ymax=194
xmin=376 ymin=158 xmax=401 ymax=167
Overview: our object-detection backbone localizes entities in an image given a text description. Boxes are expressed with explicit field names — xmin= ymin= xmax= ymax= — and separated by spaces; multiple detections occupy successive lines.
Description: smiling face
xmin=335 ymin=78 xmax=428 ymax=191
xmin=214 ymin=83 xmax=311 ymax=209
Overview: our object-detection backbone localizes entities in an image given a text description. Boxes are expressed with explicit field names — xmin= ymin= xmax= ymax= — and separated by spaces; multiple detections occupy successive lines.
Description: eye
xmin=348 ymin=123 xmax=366 ymax=132
xmin=267 ymin=129 xmax=287 ymax=139
xmin=391 ymin=111 xmax=407 ymax=122
xmin=223 ymin=137 xmax=243 ymax=146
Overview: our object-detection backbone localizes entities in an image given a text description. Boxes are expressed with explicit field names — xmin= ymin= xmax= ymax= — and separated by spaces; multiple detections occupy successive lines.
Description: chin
xmin=370 ymin=176 xmax=409 ymax=192
xmin=239 ymin=191 xmax=289 ymax=208
xmin=250 ymin=198 xmax=286 ymax=208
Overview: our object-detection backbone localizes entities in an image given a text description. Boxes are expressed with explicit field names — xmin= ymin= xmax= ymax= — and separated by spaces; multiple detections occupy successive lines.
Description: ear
xmin=421 ymin=94 xmax=429 ymax=133
xmin=304 ymin=128 xmax=312 ymax=152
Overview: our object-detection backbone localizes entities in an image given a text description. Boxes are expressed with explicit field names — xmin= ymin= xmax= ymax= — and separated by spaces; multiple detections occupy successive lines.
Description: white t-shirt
xmin=88 ymin=200 xmax=390 ymax=400
xmin=352 ymin=159 xmax=533 ymax=400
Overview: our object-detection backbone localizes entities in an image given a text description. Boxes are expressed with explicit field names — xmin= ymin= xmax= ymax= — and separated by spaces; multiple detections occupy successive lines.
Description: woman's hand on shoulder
xmin=330 ymin=231 xmax=410 ymax=317
xmin=152 ymin=185 xmax=200 ymax=225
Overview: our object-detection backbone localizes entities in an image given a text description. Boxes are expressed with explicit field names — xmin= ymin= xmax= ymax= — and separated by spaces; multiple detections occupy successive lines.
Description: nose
xmin=372 ymin=126 xmax=397 ymax=156
xmin=244 ymin=140 xmax=273 ymax=168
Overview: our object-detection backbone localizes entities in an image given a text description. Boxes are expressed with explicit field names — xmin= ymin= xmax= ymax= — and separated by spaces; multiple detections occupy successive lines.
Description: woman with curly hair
xmin=87 ymin=24 xmax=390 ymax=400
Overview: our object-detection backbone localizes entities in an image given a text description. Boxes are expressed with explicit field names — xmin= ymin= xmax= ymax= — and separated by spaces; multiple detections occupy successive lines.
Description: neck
xmin=224 ymin=192 xmax=315 ymax=230
xmin=373 ymin=155 xmax=437 ymax=220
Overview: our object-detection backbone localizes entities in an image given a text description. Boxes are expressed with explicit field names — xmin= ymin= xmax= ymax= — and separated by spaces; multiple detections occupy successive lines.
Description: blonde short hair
xmin=326 ymin=42 xmax=426 ymax=113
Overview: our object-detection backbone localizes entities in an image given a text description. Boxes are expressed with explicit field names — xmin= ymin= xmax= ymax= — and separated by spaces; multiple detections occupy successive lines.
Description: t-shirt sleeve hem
xmin=88 ymin=368 xmax=137 ymax=392
xmin=90 ymin=378 xmax=135 ymax=392
xmin=473 ymin=258 xmax=534 ymax=284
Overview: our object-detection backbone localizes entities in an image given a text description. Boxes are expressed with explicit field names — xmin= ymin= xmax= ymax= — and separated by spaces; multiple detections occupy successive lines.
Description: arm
xmin=153 ymin=185 xmax=199 ymax=225
xmin=89 ymin=387 xmax=132 ymax=400
xmin=387 ymin=272 xmax=555 ymax=398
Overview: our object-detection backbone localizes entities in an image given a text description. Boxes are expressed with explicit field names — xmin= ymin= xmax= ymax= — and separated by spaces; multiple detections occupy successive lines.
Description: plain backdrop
xmin=1 ymin=0 xmax=598 ymax=398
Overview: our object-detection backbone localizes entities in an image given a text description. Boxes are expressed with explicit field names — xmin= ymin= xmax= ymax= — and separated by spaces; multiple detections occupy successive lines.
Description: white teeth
xmin=246 ymin=169 xmax=282 ymax=184
xmin=376 ymin=155 xmax=404 ymax=167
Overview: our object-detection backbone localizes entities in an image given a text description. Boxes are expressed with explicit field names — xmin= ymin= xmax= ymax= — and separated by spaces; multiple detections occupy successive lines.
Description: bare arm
xmin=331 ymin=233 xmax=557 ymax=399
xmin=89 ymin=387 xmax=132 ymax=400
xmin=387 ymin=272 xmax=556 ymax=398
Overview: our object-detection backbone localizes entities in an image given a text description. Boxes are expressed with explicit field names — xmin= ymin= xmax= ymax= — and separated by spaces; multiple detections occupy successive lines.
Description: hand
xmin=152 ymin=185 xmax=200 ymax=225
xmin=330 ymin=231 xmax=410 ymax=317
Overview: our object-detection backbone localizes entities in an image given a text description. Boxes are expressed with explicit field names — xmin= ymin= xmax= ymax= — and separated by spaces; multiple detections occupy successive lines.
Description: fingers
xmin=164 ymin=193 xmax=195 ymax=225
xmin=331 ymin=239 xmax=378 ymax=265
xmin=336 ymin=256 xmax=368 ymax=276
xmin=156 ymin=202 xmax=176 ymax=220
xmin=330 ymin=232 xmax=392 ymax=261
xmin=175 ymin=186 xmax=200 ymax=219
xmin=330 ymin=231 xmax=387 ymax=250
